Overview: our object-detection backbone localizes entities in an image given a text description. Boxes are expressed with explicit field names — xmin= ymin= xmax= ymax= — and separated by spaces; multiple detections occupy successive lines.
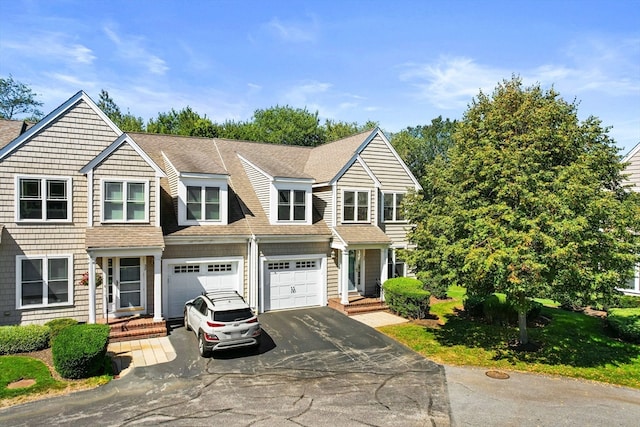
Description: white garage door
xmin=265 ymin=259 xmax=322 ymax=311
xmin=167 ymin=261 xmax=240 ymax=318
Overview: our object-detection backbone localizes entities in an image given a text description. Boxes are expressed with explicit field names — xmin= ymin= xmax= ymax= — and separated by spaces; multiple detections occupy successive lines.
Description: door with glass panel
xmin=106 ymin=257 xmax=144 ymax=313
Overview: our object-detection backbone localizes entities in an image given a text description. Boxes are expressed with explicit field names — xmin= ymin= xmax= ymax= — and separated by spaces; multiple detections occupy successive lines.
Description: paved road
xmin=0 ymin=308 xmax=451 ymax=426
xmin=446 ymin=365 xmax=640 ymax=427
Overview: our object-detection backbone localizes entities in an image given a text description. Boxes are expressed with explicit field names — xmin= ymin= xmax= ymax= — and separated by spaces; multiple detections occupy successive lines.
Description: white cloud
xmin=265 ymin=16 xmax=319 ymax=43
xmin=0 ymin=32 xmax=95 ymax=65
xmin=282 ymin=81 xmax=332 ymax=106
xmin=399 ymin=56 xmax=505 ymax=109
xmin=102 ymin=24 xmax=168 ymax=75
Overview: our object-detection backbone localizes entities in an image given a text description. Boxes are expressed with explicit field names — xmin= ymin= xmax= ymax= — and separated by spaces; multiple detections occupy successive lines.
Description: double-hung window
xmin=17 ymin=255 xmax=72 ymax=308
xmin=187 ymin=186 xmax=220 ymax=221
xmin=16 ymin=176 xmax=72 ymax=222
xmin=387 ymin=249 xmax=406 ymax=279
xmin=383 ymin=193 xmax=405 ymax=222
xmin=278 ymin=190 xmax=306 ymax=221
xmin=103 ymin=180 xmax=148 ymax=222
xmin=343 ymin=190 xmax=369 ymax=222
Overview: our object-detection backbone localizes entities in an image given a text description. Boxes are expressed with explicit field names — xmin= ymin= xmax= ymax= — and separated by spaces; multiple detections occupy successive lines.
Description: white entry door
xmin=105 ymin=257 xmax=145 ymax=315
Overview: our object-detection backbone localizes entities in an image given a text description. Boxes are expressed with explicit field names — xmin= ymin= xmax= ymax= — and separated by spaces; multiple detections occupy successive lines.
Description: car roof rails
xmin=204 ymin=290 xmax=246 ymax=305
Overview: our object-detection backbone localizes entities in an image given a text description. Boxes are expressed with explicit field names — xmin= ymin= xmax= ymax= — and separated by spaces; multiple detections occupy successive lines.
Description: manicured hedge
xmin=0 ymin=325 xmax=50 ymax=355
xmin=462 ymin=293 xmax=542 ymax=325
xmin=44 ymin=318 xmax=78 ymax=346
xmin=52 ymin=324 xmax=110 ymax=379
xmin=384 ymin=277 xmax=431 ymax=319
xmin=606 ymin=308 xmax=640 ymax=344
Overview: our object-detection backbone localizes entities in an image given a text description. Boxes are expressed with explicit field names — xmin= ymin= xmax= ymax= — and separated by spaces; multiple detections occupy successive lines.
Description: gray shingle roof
xmin=0 ymin=119 xmax=32 ymax=150
xmin=333 ymin=225 xmax=392 ymax=245
xmin=85 ymin=226 xmax=165 ymax=250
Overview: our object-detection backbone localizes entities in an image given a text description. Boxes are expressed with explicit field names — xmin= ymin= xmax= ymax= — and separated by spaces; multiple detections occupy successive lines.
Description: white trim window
xmin=187 ymin=186 xmax=220 ymax=221
xmin=343 ymin=189 xmax=370 ymax=223
xmin=102 ymin=179 xmax=148 ymax=222
xmin=15 ymin=175 xmax=72 ymax=222
xmin=278 ymin=189 xmax=306 ymax=221
xmin=387 ymin=249 xmax=406 ymax=279
xmin=383 ymin=192 xmax=405 ymax=222
xmin=16 ymin=255 xmax=73 ymax=308
xmin=178 ymin=176 xmax=228 ymax=225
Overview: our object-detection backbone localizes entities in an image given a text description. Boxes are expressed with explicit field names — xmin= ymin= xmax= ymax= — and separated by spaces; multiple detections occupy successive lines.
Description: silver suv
xmin=184 ymin=291 xmax=262 ymax=357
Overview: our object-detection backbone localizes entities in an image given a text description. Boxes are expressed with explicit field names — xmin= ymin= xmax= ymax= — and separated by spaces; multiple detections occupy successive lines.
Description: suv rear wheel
xmin=198 ymin=332 xmax=211 ymax=358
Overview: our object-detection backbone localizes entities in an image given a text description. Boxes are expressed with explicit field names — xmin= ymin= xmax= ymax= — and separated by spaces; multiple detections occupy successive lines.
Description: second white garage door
xmin=264 ymin=259 xmax=322 ymax=311
xmin=166 ymin=260 xmax=241 ymax=318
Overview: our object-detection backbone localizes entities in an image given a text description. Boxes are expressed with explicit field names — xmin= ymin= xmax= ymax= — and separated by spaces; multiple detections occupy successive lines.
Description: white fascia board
xmin=254 ymin=235 xmax=331 ymax=244
xmin=357 ymin=155 xmax=381 ymax=188
xmin=237 ymin=153 xmax=274 ymax=181
xmin=79 ymin=134 xmax=166 ymax=177
xmin=623 ymin=142 xmax=640 ymax=163
xmin=273 ymin=176 xmax=315 ymax=184
xmin=179 ymin=172 xmax=229 ymax=180
xmin=1 ymin=91 xmax=123 ymax=161
xmin=88 ymin=247 xmax=164 ymax=258
xmin=164 ymin=235 xmax=249 ymax=245
xmin=375 ymin=129 xmax=422 ymax=190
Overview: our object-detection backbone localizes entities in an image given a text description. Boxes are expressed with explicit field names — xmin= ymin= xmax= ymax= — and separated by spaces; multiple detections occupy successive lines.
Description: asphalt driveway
xmin=0 ymin=307 xmax=452 ymax=426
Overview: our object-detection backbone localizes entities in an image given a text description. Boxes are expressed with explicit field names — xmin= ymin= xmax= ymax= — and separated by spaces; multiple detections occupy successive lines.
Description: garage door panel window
xmin=209 ymin=264 xmax=232 ymax=272
xmin=17 ymin=255 xmax=72 ymax=308
xmin=174 ymin=265 xmax=200 ymax=273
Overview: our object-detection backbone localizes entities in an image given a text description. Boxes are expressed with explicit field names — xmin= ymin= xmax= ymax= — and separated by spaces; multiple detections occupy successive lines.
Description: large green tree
xmin=146 ymin=106 xmax=217 ymax=137
xmin=97 ymin=90 xmax=144 ymax=132
xmin=0 ymin=75 xmax=43 ymax=120
xmin=403 ymin=77 xmax=640 ymax=345
xmin=249 ymin=105 xmax=325 ymax=146
xmin=391 ymin=116 xmax=456 ymax=182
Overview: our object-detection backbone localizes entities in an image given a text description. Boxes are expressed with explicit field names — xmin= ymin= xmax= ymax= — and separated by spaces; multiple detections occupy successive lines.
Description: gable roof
xmin=231 ymin=139 xmax=313 ymax=180
xmin=129 ymin=132 xmax=226 ymax=176
xmin=0 ymin=91 xmax=122 ymax=161
xmin=305 ymin=130 xmax=371 ymax=184
xmin=79 ymin=133 xmax=166 ymax=177
xmin=623 ymin=142 xmax=640 ymax=163
xmin=0 ymin=119 xmax=33 ymax=150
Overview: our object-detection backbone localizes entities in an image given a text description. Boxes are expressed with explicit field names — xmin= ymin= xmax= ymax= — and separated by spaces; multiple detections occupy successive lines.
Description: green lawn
xmin=0 ymin=355 xmax=112 ymax=404
xmin=0 ymin=356 xmax=67 ymax=399
xmin=380 ymin=286 xmax=640 ymax=389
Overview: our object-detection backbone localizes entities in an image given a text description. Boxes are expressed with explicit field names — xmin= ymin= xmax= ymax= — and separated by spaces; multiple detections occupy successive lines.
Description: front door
xmin=105 ymin=257 xmax=145 ymax=315
xmin=348 ymin=250 xmax=364 ymax=293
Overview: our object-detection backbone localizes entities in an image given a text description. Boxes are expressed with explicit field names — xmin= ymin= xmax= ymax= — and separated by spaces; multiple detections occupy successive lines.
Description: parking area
xmin=0 ymin=308 xmax=452 ymax=426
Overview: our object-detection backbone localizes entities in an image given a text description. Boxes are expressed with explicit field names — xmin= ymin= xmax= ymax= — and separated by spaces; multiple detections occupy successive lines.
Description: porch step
xmin=101 ymin=316 xmax=168 ymax=343
xmin=328 ymin=297 xmax=389 ymax=316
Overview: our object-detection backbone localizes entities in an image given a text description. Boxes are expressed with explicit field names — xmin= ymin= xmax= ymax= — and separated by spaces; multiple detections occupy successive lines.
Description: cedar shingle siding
xmin=1 ymin=91 xmax=421 ymax=325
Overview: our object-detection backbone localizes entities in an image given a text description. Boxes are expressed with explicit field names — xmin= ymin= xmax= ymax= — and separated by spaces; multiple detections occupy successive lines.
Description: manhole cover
xmin=7 ymin=378 xmax=36 ymax=389
xmin=485 ymin=370 xmax=510 ymax=380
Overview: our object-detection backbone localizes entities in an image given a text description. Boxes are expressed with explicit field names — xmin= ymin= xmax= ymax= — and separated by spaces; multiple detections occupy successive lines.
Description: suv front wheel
xmin=198 ymin=332 xmax=211 ymax=358
xmin=184 ymin=310 xmax=191 ymax=331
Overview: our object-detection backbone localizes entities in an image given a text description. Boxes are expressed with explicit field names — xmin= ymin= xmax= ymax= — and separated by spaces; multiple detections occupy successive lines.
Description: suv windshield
xmin=213 ymin=308 xmax=254 ymax=322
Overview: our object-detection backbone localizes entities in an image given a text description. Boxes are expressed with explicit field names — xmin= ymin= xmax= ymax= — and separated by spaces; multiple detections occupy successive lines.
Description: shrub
xmin=0 ymin=324 xmax=50 ymax=354
xmin=45 ymin=318 xmax=78 ymax=345
xmin=463 ymin=293 xmax=486 ymax=317
xmin=611 ymin=295 xmax=640 ymax=309
xmin=481 ymin=293 xmax=542 ymax=326
xmin=606 ymin=308 xmax=640 ymax=344
xmin=52 ymin=324 xmax=110 ymax=379
xmin=421 ymin=278 xmax=449 ymax=300
xmin=384 ymin=277 xmax=431 ymax=319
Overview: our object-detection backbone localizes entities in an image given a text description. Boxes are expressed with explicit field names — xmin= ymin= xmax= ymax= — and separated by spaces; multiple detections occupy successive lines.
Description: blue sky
xmin=1 ymin=0 xmax=639 ymax=154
